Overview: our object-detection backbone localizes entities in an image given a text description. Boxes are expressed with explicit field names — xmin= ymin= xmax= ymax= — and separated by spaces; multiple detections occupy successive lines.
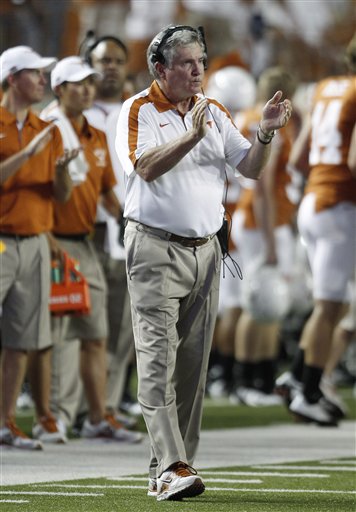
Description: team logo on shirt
xmin=0 ymin=133 xmax=7 ymax=139
xmin=0 ymin=240 xmax=6 ymax=253
xmin=93 ymin=148 xmax=107 ymax=167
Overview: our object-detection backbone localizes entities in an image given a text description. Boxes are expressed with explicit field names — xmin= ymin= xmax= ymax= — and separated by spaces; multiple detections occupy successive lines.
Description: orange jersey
xmin=306 ymin=75 xmax=356 ymax=211
xmin=235 ymin=107 xmax=296 ymax=229
xmin=53 ymin=118 xmax=116 ymax=235
xmin=0 ymin=107 xmax=63 ymax=235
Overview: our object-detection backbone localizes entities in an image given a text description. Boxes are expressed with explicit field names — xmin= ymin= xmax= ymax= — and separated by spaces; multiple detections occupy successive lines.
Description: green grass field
xmin=3 ymin=387 xmax=355 ymax=511
xmin=1 ymin=458 xmax=355 ymax=511
xmin=14 ymin=386 xmax=356 ymax=437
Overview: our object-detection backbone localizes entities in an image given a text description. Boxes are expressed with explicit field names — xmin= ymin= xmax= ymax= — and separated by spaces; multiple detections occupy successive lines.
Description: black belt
xmin=168 ymin=233 xmax=214 ymax=247
xmin=127 ymin=220 xmax=214 ymax=248
xmin=0 ymin=232 xmax=36 ymax=239
xmin=54 ymin=233 xmax=90 ymax=241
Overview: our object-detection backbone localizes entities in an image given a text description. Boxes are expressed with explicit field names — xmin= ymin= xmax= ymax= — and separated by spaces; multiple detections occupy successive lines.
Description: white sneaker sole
xmin=157 ymin=478 xmax=205 ymax=501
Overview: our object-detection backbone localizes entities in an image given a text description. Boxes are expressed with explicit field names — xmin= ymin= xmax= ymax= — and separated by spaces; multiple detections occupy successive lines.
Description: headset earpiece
xmin=197 ymin=26 xmax=208 ymax=70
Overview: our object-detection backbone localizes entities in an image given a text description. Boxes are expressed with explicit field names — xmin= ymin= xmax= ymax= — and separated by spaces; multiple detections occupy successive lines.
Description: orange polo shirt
xmin=53 ymin=117 xmax=117 ymax=235
xmin=0 ymin=107 xmax=63 ymax=235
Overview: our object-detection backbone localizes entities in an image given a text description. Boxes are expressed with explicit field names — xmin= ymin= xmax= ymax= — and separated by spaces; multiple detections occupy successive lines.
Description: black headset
xmin=78 ymin=31 xmax=128 ymax=65
xmin=150 ymin=25 xmax=208 ymax=70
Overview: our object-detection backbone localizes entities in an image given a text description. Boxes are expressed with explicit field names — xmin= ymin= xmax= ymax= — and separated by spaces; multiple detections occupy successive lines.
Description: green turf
xmin=15 ymin=386 xmax=356 ymax=436
xmin=1 ymin=458 xmax=355 ymax=511
xmin=7 ymin=389 xmax=356 ymax=511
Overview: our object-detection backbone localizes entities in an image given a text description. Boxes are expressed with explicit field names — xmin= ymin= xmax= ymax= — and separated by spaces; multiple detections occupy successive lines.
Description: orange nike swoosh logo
xmin=159 ymin=123 xmax=170 ymax=128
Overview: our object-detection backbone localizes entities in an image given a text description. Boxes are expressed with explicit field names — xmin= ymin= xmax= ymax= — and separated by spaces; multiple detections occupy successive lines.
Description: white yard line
xmin=42 ymin=479 xmax=263 ymax=486
xmin=199 ymin=471 xmax=329 ymax=478
xmin=207 ymin=487 xmax=356 ymax=494
xmin=0 ymin=500 xmax=29 ymax=503
xmin=321 ymin=460 xmax=356 ymax=465
xmin=75 ymin=484 xmax=355 ymax=495
xmin=253 ymin=465 xmax=356 ymax=471
xmin=0 ymin=491 xmax=104 ymax=497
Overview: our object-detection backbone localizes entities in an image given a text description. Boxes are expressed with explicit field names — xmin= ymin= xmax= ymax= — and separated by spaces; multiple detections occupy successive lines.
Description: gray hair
xmin=147 ymin=25 xmax=206 ymax=80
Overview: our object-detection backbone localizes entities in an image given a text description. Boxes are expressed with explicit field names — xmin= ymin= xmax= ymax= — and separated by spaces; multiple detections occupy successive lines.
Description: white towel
xmin=40 ymin=101 xmax=88 ymax=185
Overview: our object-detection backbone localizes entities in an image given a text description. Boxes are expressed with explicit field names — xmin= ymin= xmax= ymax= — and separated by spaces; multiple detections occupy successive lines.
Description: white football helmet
xmin=205 ymin=66 xmax=257 ymax=113
xmin=242 ymin=265 xmax=291 ymax=322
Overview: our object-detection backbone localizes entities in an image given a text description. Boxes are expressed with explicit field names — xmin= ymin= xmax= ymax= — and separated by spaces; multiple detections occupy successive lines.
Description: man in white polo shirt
xmin=116 ymin=24 xmax=292 ymax=502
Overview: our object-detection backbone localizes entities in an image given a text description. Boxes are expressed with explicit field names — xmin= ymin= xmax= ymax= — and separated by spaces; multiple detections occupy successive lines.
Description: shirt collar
xmin=148 ymin=81 xmax=199 ymax=113
xmin=71 ymin=115 xmax=93 ymax=139
xmin=0 ymin=106 xmax=43 ymax=129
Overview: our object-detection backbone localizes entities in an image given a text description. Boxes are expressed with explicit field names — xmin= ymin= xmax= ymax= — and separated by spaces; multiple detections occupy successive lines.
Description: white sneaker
xmin=0 ymin=420 xmax=43 ymax=450
xmin=80 ymin=414 xmax=143 ymax=443
xmin=147 ymin=477 xmax=157 ymax=497
xmin=156 ymin=462 xmax=205 ymax=501
xmin=289 ymin=392 xmax=338 ymax=426
xmin=32 ymin=414 xmax=67 ymax=444
xmin=237 ymin=387 xmax=283 ymax=407
xmin=275 ymin=371 xmax=302 ymax=404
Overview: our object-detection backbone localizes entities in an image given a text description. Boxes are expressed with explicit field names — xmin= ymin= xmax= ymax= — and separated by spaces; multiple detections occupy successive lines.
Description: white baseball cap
xmin=0 ymin=45 xmax=57 ymax=82
xmin=51 ymin=56 xmax=100 ymax=90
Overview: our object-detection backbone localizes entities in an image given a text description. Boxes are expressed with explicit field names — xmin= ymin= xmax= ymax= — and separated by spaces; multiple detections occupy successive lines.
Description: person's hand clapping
xmin=191 ymin=98 xmax=208 ymax=140
xmin=55 ymin=147 xmax=82 ymax=171
xmin=260 ymin=90 xmax=292 ymax=134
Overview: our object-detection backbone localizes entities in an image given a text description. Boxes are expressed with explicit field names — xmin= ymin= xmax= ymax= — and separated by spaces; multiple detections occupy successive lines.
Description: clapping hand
xmin=192 ymin=98 xmax=208 ymax=139
xmin=55 ymin=147 xmax=82 ymax=171
xmin=260 ymin=91 xmax=292 ymax=133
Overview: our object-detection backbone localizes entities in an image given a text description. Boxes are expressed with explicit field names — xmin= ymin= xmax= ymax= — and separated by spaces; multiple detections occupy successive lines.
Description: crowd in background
xmin=1 ymin=0 xmax=355 ymax=88
xmin=0 ymin=0 xmax=355 ymax=451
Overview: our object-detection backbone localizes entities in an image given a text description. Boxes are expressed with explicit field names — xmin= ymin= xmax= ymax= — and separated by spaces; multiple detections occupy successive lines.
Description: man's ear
xmin=54 ymin=84 xmax=63 ymax=98
xmin=7 ymin=73 xmax=17 ymax=87
xmin=155 ymin=62 xmax=166 ymax=79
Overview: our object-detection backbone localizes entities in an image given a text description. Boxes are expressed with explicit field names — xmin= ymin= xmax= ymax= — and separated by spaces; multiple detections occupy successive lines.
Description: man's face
xmin=12 ymin=69 xmax=47 ymax=104
xmin=58 ymin=76 xmax=97 ymax=114
xmin=163 ymin=43 xmax=205 ymax=101
xmin=90 ymin=40 xmax=127 ymax=99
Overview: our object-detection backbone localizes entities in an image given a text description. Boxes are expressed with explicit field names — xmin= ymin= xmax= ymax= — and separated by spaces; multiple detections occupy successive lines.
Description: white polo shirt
xmin=116 ymin=81 xmax=251 ymax=238
xmin=85 ymin=100 xmax=126 ymax=259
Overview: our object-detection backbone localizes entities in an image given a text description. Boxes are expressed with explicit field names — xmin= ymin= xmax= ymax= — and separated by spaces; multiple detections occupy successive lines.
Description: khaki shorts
xmin=0 ymin=234 xmax=51 ymax=350
xmin=51 ymin=238 xmax=108 ymax=341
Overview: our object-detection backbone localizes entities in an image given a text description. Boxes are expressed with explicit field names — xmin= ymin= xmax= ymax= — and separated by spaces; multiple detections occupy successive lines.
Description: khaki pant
xmin=125 ymin=221 xmax=221 ymax=477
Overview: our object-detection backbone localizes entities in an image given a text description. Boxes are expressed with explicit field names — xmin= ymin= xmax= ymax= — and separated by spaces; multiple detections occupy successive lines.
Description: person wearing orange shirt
xmin=285 ymin=34 xmax=356 ymax=426
xmin=44 ymin=56 xmax=142 ymax=443
xmin=0 ymin=46 xmax=77 ymax=450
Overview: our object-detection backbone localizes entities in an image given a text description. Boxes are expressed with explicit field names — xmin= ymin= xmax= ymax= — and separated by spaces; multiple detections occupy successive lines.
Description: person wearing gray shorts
xmin=46 ymin=55 xmax=142 ymax=444
xmin=0 ymin=45 xmax=75 ymax=450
